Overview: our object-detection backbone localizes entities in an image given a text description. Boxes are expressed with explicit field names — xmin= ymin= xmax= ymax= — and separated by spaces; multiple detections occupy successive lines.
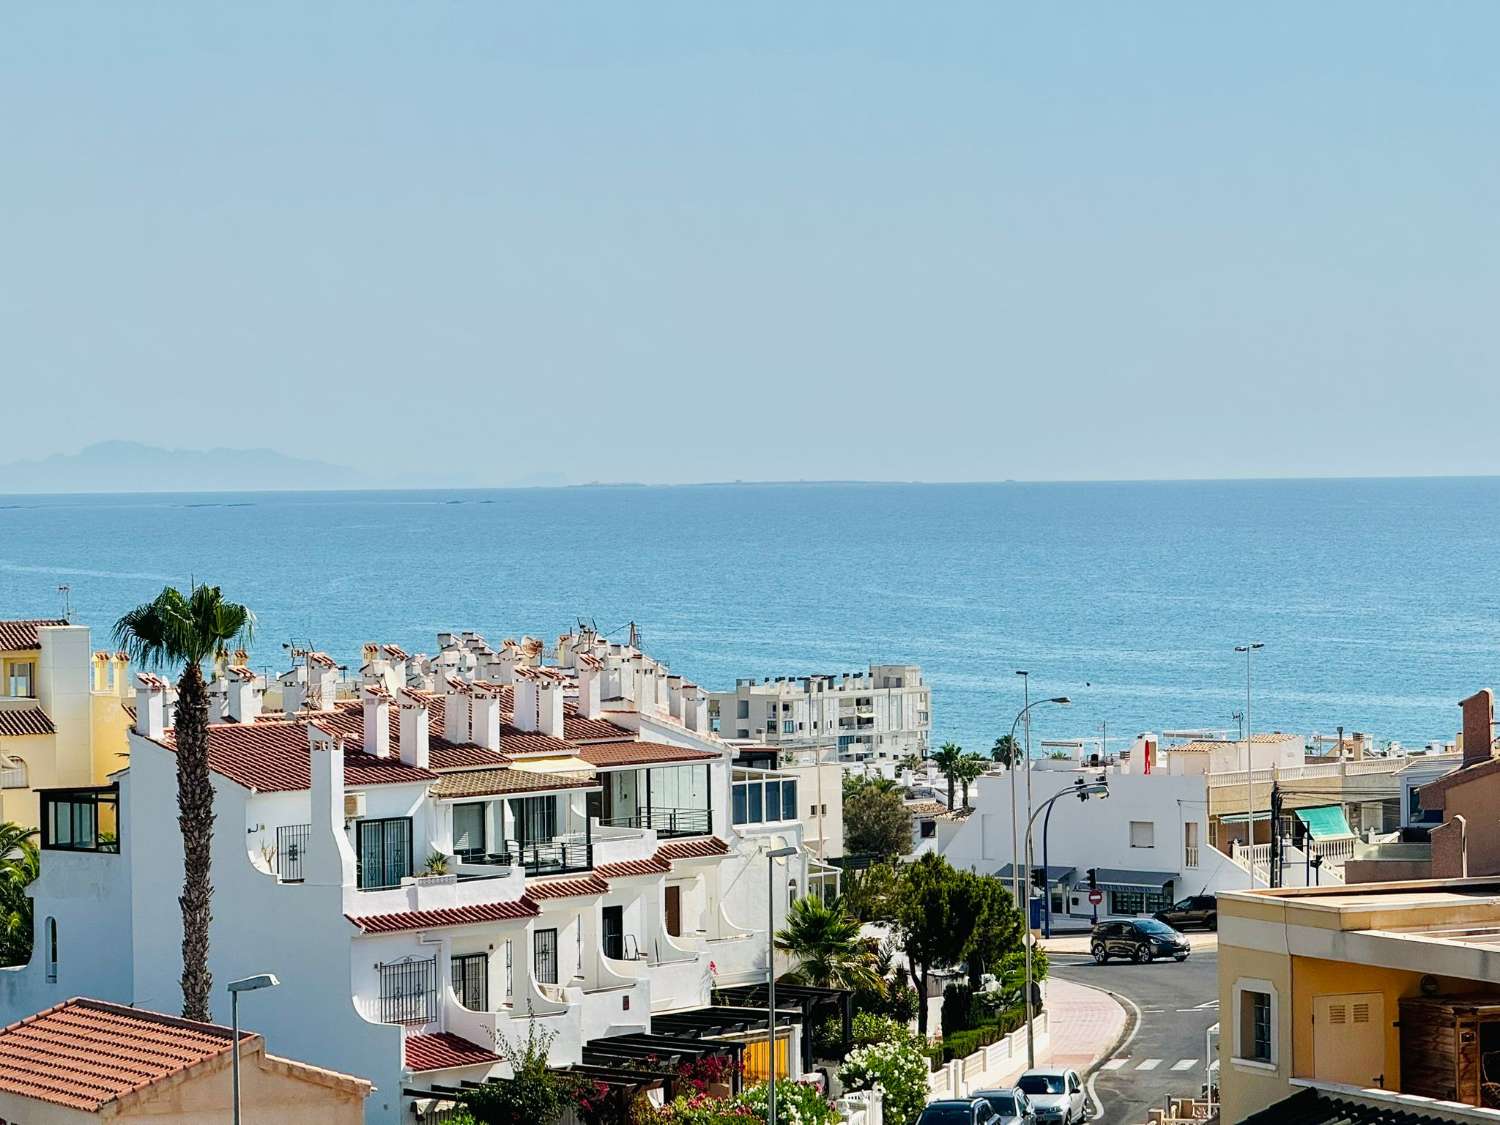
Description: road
xmin=1050 ymin=949 xmax=1218 ymax=1125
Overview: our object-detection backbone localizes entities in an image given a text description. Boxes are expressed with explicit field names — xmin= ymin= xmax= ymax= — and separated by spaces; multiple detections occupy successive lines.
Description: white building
xmin=0 ymin=629 xmax=821 ymax=1124
xmin=709 ymin=664 xmax=930 ymax=767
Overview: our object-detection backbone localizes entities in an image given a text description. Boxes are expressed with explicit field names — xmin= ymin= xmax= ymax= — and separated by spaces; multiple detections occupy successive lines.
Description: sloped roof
xmin=0 ymin=620 xmax=66 ymax=652
xmin=347 ymin=899 xmax=541 ymax=934
xmin=158 ymin=720 xmax=436 ymax=792
xmin=575 ymin=741 xmax=718 ymax=768
xmin=404 ymin=1032 xmax=502 ymax=1072
xmin=0 ymin=707 xmax=55 ymax=738
xmin=525 ymin=874 xmax=612 ymax=899
xmin=430 ymin=767 xmax=598 ymax=800
xmin=596 ymin=856 xmax=673 ymax=878
xmin=656 ymin=837 xmax=730 ymax=862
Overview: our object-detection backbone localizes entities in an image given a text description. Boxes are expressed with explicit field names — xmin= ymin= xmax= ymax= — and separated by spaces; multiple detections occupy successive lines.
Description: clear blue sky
xmin=4 ymin=4 xmax=1498 ymax=484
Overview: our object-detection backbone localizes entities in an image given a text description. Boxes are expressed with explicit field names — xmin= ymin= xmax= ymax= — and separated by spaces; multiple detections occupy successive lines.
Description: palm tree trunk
xmin=175 ymin=662 xmax=215 ymax=1021
xmin=945 ymin=776 xmax=955 ymax=811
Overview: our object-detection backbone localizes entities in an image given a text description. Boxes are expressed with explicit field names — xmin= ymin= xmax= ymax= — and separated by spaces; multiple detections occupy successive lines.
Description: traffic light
xmin=1086 ymin=868 xmax=1098 ymax=891
xmin=1031 ymin=867 xmax=1046 ymax=891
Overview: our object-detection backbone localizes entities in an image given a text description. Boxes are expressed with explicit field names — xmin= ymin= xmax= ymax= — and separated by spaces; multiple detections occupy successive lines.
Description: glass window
xmin=1241 ymin=990 xmax=1272 ymax=1061
xmin=453 ymin=803 xmax=486 ymax=860
xmin=1129 ymin=821 xmax=1154 ymax=848
xmin=356 ymin=817 xmax=413 ymax=890
xmin=732 ymin=785 xmax=748 ymax=825
xmin=782 ymin=780 xmax=797 ymax=820
xmin=452 ymin=952 xmax=488 ymax=1010
xmin=534 ymin=928 xmax=559 ymax=985
xmin=41 ymin=788 xmax=119 ymax=853
xmin=747 ymin=782 xmax=763 ymax=823
xmin=737 ymin=700 xmax=749 ymax=719
xmin=7 ymin=661 xmax=35 ymax=698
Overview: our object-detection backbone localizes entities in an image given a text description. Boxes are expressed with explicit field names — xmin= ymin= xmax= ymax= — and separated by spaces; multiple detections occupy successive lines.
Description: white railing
xmin=0 ymin=765 xmax=27 ymax=790
xmin=1308 ymin=836 xmax=1357 ymax=864
xmin=838 ymin=1089 xmax=884 ymax=1125
xmin=1184 ymin=844 xmax=1200 ymax=868
xmin=1207 ymin=754 xmax=1458 ymax=789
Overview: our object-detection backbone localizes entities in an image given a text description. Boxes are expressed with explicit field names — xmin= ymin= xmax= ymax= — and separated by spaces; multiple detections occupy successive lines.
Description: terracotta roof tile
xmin=0 ymin=620 xmax=66 ymax=652
xmin=656 ymin=837 xmax=730 ymax=862
xmin=576 ymin=741 xmax=718 ymax=768
xmin=159 ymin=720 xmax=436 ymax=793
xmin=347 ymin=899 xmax=540 ymax=934
xmin=595 ymin=857 xmax=672 ymax=878
xmin=525 ymin=874 xmax=611 ymax=899
xmin=0 ymin=707 xmax=55 ymax=738
xmin=430 ymin=767 xmax=597 ymax=800
xmin=564 ymin=713 xmax=637 ymax=741
xmin=404 ymin=1032 xmax=503 ymax=1072
xmin=0 ymin=997 xmax=244 ymax=1111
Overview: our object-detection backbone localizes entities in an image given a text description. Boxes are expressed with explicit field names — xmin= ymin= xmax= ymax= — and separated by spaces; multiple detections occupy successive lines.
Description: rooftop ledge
xmin=1290 ymin=1078 xmax=1500 ymax=1123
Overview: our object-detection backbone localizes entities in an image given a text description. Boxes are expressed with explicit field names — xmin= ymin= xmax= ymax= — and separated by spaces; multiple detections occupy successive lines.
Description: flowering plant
xmin=837 ymin=1036 xmax=930 ymax=1125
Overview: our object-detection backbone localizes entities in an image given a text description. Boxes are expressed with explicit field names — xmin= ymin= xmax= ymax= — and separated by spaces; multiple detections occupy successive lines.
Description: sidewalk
xmin=964 ymin=977 xmax=1128 ymax=1091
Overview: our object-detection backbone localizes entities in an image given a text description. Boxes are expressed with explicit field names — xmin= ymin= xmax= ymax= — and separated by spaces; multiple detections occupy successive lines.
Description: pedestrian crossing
xmin=1100 ymin=1056 xmax=1200 ymax=1073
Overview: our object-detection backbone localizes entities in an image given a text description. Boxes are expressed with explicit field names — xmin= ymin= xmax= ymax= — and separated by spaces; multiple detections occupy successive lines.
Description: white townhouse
xmin=0 ymin=630 xmax=824 ymax=1123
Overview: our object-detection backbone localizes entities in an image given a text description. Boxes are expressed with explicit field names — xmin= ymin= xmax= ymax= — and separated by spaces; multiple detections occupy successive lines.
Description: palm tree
xmin=774 ymin=894 xmax=883 ymax=993
xmin=990 ymin=734 xmax=1020 ymax=767
xmin=932 ymin=742 xmax=964 ymax=810
xmin=955 ymin=753 xmax=988 ymax=809
xmin=0 ymin=823 xmax=39 ymax=966
xmin=115 ymin=584 xmax=254 ymax=1021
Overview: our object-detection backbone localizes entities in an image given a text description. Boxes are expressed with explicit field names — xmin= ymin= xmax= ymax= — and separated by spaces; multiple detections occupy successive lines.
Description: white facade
xmin=0 ymin=630 xmax=811 ymax=1124
xmin=709 ymin=663 xmax=930 ymax=765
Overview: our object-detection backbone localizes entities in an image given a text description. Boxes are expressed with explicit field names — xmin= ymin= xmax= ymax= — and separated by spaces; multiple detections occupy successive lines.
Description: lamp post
xmin=1006 ymin=681 xmax=1071 ymax=905
xmin=765 ymin=845 xmax=798 ymax=1125
xmin=1235 ymin=644 xmax=1264 ymax=885
xmin=1023 ymin=778 xmax=1108 ymax=1067
xmin=227 ymin=973 xmax=279 ymax=1125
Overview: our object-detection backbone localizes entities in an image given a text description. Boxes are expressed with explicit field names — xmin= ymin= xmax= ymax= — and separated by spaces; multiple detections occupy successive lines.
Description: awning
xmin=1218 ymin=810 xmax=1273 ymax=825
xmin=508 ymin=755 xmax=597 ymax=778
xmin=1093 ymin=868 xmax=1175 ymax=893
xmin=1295 ymin=805 xmax=1354 ymax=840
xmin=994 ymin=864 xmax=1077 ymax=886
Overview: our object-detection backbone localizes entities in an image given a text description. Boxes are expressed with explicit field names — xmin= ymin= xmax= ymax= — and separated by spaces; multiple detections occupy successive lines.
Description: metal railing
xmin=378 ymin=955 xmax=437 ymax=1025
xmin=275 ymin=823 xmax=310 ymax=883
xmin=597 ymin=807 xmax=712 ymax=839
xmin=464 ymin=839 xmax=592 ymax=877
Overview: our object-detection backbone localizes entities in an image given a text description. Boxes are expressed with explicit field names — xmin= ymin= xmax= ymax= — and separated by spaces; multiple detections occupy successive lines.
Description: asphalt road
xmin=1050 ymin=949 xmax=1219 ymax=1125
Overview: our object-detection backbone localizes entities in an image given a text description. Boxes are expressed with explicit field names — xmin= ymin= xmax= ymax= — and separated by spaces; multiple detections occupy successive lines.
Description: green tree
xmin=931 ymin=742 xmax=964 ymax=810
xmin=990 ymin=734 xmax=1020 ymax=767
xmin=955 ymin=753 xmax=987 ymax=809
xmin=775 ymin=894 xmax=883 ymax=993
xmin=954 ymin=870 xmax=1024 ymax=991
xmin=843 ymin=785 xmax=911 ymax=860
xmin=893 ymin=853 xmax=970 ymax=1037
xmin=843 ymin=772 xmax=900 ymax=801
xmin=841 ymin=860 xmax=902 ymax=925
xmin=0 ymin=823 xmax=39 ymax=966
xmin=115 ymin=583 xmax=254 ymax=1021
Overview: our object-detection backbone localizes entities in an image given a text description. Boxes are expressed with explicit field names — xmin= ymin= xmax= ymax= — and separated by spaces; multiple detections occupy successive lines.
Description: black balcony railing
xmin=276 ymin=823 xmax=311 ymax=883
xmin=462 ymin=839 xmax=593 ymax=877
xmin=598 ymin=807 xmax=712 ymax=839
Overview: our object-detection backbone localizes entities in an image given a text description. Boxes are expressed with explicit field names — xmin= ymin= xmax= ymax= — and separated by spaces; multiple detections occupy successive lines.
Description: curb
xmin=1076 ymin=982 xmax=1138 ymax=1079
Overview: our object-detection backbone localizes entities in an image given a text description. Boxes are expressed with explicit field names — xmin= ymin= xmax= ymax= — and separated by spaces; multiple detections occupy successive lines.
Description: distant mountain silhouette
xmin=0 ymin=441 xmax=364 ymax=494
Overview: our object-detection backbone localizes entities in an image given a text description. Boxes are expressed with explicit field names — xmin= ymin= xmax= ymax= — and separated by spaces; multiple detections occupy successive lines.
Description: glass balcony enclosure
xmin=731 ymin=767 xmax=798 ymax=827
xmin=40 ymin=786 xmax=120 ymax=853
xmin=447 ymin=791 xmax=595 ymax=877
xmin=588 ymin=764 xmax=713 ymax=839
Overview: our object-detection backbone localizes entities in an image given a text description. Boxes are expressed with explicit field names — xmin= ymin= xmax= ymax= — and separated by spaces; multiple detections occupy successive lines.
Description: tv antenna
xmin=57 ymin=585 xmax=71 ymax=620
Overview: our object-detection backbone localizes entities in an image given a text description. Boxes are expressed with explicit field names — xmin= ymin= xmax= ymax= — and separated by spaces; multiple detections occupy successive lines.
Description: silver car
xmin=970 ymin=1087 xmax=1036 ymax=1125
xmin=1016 ymin=1069 xmax=1087 ymax=1124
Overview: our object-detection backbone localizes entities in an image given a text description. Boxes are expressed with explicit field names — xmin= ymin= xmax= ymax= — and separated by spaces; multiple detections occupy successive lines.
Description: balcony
xmin=40 ymin=786 xmax=120 ymax=854
xmin=462 ymin=838 xmax=593 ymax=878
xmin=598 ymin=806 xmax=712 ymax=840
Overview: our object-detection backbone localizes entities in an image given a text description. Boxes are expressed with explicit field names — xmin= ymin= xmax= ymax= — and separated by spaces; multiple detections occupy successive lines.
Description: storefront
xmin=1094 ymin=868 xmax=1175 ymax=917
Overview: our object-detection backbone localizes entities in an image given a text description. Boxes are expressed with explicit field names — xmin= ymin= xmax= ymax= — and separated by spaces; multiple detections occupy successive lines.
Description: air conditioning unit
xmin=344 ymin=792 xmax=366 ymax=819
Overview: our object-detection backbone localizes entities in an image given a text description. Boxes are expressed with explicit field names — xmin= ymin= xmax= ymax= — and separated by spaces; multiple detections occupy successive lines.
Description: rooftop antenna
xmin=57 ymin=585 xmax=71 ymax=621
xmin=627 ymin=621 xmax=640 ymax=650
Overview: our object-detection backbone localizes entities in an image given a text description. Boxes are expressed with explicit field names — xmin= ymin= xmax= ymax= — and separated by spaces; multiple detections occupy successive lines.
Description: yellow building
xmin=1219 ymin=877 xmax=1500 ymax=1122
xmin=0 ymin=619 xmax=133 ymax=830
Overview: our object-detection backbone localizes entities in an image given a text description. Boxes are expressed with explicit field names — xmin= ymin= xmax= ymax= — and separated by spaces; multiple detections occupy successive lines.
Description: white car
xmin=1016 ymin=1068 xmax=1087 ymax=1124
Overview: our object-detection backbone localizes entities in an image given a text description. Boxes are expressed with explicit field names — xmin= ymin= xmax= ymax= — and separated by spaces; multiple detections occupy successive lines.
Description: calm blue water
xmin=2 ymin=479 xmax=1498 ymax=753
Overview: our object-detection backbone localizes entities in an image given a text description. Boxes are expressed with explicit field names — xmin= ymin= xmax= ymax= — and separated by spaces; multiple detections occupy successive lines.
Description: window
xmin=1233 ymin=979 xmax=1278 ymax=1067
xmin=356 ymin=817 xmax=413 ymax=890
xmin=7 ymin=661 xmax=34 ymax=699
xmin=452 ymin=953 xmax=488 ymax=1010
xmin=782 ymin=720 xmax=795 ymax=734
xmin=534 ymin=928 xmax=559 ymax=985
xmin=920 ymin=819 xmax=937 ymax=839
xmin=1129 ymin=821 xmax=1155 ymax=848
xmin=1185 ymin=820 xmax=1199 ymax=868
xmin=44 ymin=917 xmax=57 ymax=983
xmin=1109 ymin=887 xmax=1171 ymax=916
xmin=737 ymin=700 xmax=750 ymax=720
xmin=509 ymin=796 xmax=557 ymax=846
xmin=379 ymin=956 xmax=437 ymax=1024
xmin=731 ymin=775 xmax=798 ymax=825
xmin=40 ymin=787 xmax=120 ymax=853
xmin=275 ymin=823 xmax=310 ymax=882
xmin=452 ymin=803 xmax=486 ymax=860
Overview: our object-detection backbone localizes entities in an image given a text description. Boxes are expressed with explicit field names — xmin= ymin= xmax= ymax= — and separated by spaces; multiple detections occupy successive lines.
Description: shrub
xmin=940 ymin=983 xmax=976 ymax=1035
xmin=838 ymin=1035 xmax=932 ymax=1125
xmin=735 ymin=1080 xmax=838 ymax=1125
xmin=461 ymin=1021 xmax=568 ymax=1125
xmin=884 ymin=980 xmax=919 ymax=1024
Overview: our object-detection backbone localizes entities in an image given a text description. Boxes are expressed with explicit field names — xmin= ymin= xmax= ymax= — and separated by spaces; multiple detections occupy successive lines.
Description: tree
xmin=776 ymin=894 xmax=883 ymax=993
xmin=931 ymin=742 xmax=964 ymax=810
xmin=115 ymin=584 xmax=254 ymax=1021
xmin=990 ymin=734 xmax=1020 ymax=767
xmin=841 ymin=860 xmax=902 ymax=925
xmin=0 ymin=823 xmax=39 ymax=966
xmin=955 ymin=753 xmax=987 ymax=809
xmin=954 ymin=870 xmax=1024 ymax=991
xmin=844 ymin=785 xmax=911 ymax=860
xmin=843 ymin=772 xmax=900 ymax=801
xmin=893 ymin=853 xmax=970 ymax=1037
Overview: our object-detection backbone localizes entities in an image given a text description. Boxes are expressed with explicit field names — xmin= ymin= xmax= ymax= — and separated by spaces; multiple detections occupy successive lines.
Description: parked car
xmin=1090 ymin=917 xmax=1190 ymax=963
xmin=917 ymin=1098 xmax=1000 ymax=1125
xmin=1016 ymin=1069 xmax=1088 ymax=1124
xmin=971 ymin=1086 xmax=1037 ymax=1125
xmin=1153 ymin=894 xmax=1217 ymax=931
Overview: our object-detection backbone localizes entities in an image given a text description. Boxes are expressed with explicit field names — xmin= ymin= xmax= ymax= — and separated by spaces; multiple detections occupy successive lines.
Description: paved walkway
xmin=970 ymin=977 xmax=1128 ymax=1090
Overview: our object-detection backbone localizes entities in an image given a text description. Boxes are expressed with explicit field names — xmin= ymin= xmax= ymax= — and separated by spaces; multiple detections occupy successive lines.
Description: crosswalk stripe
xmin=1171 ymin=1059 xmax=1199 ymax=1071
xmin=1136 ymin=1059 xmax=1162 ymax=1071
xmin=1102 ymin=1059 xmax=1128 ymax=1071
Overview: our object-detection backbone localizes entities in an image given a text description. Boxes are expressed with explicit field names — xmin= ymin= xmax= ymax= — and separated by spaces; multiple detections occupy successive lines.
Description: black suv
xmin=1153 ymin=894 xmax=1217 ymax=931
xmin=1091 ymin=918 xmax=1190 ymax=964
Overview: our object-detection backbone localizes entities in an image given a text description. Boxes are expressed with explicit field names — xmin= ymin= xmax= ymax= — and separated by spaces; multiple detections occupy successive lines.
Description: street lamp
xmin=227 ymin=973 xmax=279 ymax=1125
xmin=1023 ymin=777 xmax=1107 ymax=1068
xmin=1235 ymin=644 xmax=1265 ymax=885
xmin=765 ymin=845 xmax=798 ymax=1125
xmin=1007 ymin=677 xmax=1071 ymax=905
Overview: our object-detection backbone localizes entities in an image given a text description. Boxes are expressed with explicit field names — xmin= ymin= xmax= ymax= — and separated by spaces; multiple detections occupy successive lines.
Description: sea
xmin=3 ymin=478 xmax=1499 ymax=756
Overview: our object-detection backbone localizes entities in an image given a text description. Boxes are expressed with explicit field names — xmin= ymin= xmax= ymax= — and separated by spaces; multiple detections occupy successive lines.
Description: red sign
xmin=1088 ymin=889 xmax=1104 ymax=906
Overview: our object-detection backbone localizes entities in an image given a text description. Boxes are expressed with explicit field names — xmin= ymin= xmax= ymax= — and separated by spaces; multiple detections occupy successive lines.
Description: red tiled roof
xmin=656 ymin=837 xmax=730 ymax=862
xmin=526 ymin=874 xmax=611 ymax=899
xmin=347 ymin=899 xmax=540 ymax=934
xmin=0 ymin=707 xmax=55 ymax=738
xmin=576 ymin=741 xmax=718 ymax=768
xmin=404 ymin=1032 xmax=502 ymax=1072
xmin=596 ymin=857 xmax=672 ymax=878
xmin=429 ymin=743 xmax=509 ymax=770
xmin=0 ymin=997 xmax=242 ymax=1110
xmin=159 ymin=720 xmax=437 ymax=793
xmin=0 ymin=620 xmax=66 ymax=652
xmin=565 ymin=713 xmax=637 ymax=741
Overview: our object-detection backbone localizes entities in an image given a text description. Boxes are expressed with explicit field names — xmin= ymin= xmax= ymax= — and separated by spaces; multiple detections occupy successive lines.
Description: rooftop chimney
xmin=134 ymin=673 xmax=169 ymax=739
xmin=398 ymin=688 xmax=430 ymax=769
xmin=363 ymin=686 xmax=391 ymax=758
xmin=1461 ymin=689 xmax=1494 ymax=769
xmin=443 ymin=677 xmax=472 ymax=744
xmin=666 ymin=675 xmax=684 ymax=721
xmin=113 ymin=652 xmax=132 ymax=699
xmin=279 ymin=662 xmax=308 ymax=716
xmin=513 ymin=673 xmax=540 ymax=733
xmin=537 ymin=676 xmax=564 ymax=739
xmin=207 ymin=676 xmax=228 ymax=723
xmin=306 ymin=653 xmax=338 ymax=711
xmin=577 ymin=655 xmax=603 ymax=720
xmin=306 ymin=725 xmax=357 ymax=887
xmin=471 ymin=685 xmax=501 ymax=751
xmin=683 ymin=683 xmax=708 ymax=733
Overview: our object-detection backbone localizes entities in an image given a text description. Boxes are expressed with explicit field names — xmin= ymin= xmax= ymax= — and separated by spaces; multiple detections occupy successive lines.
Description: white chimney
xmin=134 ymin=672 xmax=168 ymax=738
xmin=666 ymin=675 xmax=684 ymax=721
xmin=207 ymin=676 xmax=228 ymax=723
xmin=280 ymin=662 xmax=308 ymax=716
xmin=513 ymin=674 xmax=540 ymax=733
xmin=471 ymin=687 xmax=501 ymax=751
xmin=577 ymin=656 xmax=603 ymax=720
xmin=307 ymin=653 xmax=338 ymax=711
xmin=443 ymin=678 xmax=472 ymax=744
xmin=363 ymin=687 xmax=391 ymax=758
xmin=683 ymin=683 xmax=708 ymax=733
xmin=225 ymin=667 xmax=263 ymax=723
xmin=398 ymin=689 xmax=431 ymax=769
xmin=306 ymin=725 xmax=357 ymax=887
xmin=495 ymin=648 xmax=520 ymax=685
xmin=114 ymin=652 xmax=133 ymax=699
xmin=538 ymin=676 xmax=564 ymax=739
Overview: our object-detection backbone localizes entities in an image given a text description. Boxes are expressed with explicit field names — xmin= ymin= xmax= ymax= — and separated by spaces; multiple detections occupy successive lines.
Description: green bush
xmin=735 ymin=1081 xmax=838 ymax=1125
xmin=838 ymin=1035 xmax=932 ymax=1125
xmin=940 ymin=983 xmax=976 ymax=1035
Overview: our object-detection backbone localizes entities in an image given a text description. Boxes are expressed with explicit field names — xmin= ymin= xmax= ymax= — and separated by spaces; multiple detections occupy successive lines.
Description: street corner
xmin=1039 ymin=975 xmax=1130 ymax=1074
